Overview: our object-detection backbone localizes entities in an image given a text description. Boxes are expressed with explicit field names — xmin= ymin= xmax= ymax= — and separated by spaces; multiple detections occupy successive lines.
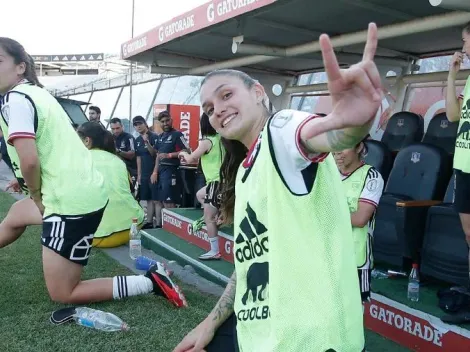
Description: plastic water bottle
xmin=371 ymin=269 xmax=389 ymax=279
xmin=73 ymin=307 xmax=129 ymax=332
xmin=407 ymin=263 xmax=420 ymax=302
xmin=135 ymin=255 xmax=157 ymax=270
xmin=129 ymin=218 xmax=141 ymax=260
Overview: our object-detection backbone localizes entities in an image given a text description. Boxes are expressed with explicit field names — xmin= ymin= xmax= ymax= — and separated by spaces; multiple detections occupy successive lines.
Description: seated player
xmin=179 ymin=113 xmax=224 ymax=260
xmin=77 ymin=122 xmax=145 ymax=248
xmin=333 ymin=138 xmax=384 ymax=303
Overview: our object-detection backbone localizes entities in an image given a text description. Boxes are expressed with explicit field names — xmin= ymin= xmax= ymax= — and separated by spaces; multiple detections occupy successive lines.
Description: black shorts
xmin=41 ymin=205 xmax=106 ymax=266
xmin=358 ymin=269 xmax=371 ymax=302
xmin=139 ymin=176 xmax=158 ymax=201
xmin=204 ymin=181 xmax=221 ymax=209
xmin=156 ymin=166 xmax=182 ymax=204
xmin=205 ymin=314 xmax=239 ymax=352
xmin=454 ymin=170 xmax=470 ymax=214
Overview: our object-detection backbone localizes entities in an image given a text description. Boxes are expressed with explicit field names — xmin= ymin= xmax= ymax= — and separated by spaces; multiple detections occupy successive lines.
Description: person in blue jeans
xmin=133 ymin=115 xmax=158 ymax=229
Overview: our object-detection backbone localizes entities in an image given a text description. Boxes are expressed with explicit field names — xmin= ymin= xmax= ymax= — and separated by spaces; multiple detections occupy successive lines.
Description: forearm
xmin=21 ymin=161 xmax=41 ymax=198
xmin=137 ymin=157 xmax=142 ymax=178
xmin=152 ymin=158 xmax=160 ymax=174
xmin=303 ymin=119 xmax=372 ymax=153
xmin=120 ymin=151 xmax=135 ymax=160
xmin=207 ymin=271 xmax=237 ymax=329
xmin=446 ymin=76 xmax=460 ymax=122
xmin=147 ymin=143 xmax=156 ymax=157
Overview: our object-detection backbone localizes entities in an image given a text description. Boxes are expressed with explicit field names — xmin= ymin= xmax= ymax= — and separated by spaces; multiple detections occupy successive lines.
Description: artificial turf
xmin=0 ymin=190 xmax=407 ymax=351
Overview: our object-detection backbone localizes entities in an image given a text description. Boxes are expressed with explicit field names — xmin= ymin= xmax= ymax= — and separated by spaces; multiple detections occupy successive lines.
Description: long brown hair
xmin=201 ymin=69 xmax=267 ymax=225
xmin=0 ymin=38 xmax=43 ymax=88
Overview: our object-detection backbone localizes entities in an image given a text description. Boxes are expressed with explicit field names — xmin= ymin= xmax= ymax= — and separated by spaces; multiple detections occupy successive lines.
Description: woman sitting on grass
xmin=77 ymin=121 xmax=145 ymax=248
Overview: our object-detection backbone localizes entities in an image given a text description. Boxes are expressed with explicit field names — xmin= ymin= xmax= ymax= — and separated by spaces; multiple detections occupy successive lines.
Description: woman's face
xmin=200 ymin=75 xmax=265 ymax=141
xmin=0 ymin=45 xmax=24 ymax=94
xmin=333 ymin=144 xmax=362 ymax=170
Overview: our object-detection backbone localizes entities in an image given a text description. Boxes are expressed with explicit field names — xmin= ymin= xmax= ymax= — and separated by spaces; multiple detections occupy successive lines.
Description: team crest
xmin=440 ymin=120 xmax=448 ymax=129
xmin=411 ymin=152 xmax=421 ymax=163
xmin=1 ymin=104 xmax=10 ymax=124
xmin=397 ymin=119 xmax=404 ymax=127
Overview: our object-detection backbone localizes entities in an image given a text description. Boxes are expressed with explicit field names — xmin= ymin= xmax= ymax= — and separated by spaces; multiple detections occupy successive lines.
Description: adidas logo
xmin=235 ymin=203 xmax=268 ymax=263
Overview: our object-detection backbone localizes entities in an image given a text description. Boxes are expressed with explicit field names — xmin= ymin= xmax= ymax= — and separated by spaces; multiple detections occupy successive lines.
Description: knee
xmin=48 ymin=290 xmax=75 ymax=304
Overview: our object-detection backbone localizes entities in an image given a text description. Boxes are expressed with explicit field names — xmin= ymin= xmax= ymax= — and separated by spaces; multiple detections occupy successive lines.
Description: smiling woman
xmin=174 ymin=23 xmax=382 ymax=352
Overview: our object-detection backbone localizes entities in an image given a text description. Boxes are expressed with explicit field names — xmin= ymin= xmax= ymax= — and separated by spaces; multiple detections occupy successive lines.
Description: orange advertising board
xmin=153 ymin=104 xmax=201 ymax=152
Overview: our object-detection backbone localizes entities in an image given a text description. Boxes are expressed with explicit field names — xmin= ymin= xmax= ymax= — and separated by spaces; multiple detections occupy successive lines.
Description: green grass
xmin=0 ymin=191 xmax=217 ymax=352
xmin=0 ymin=192 xmax=407 ymax=351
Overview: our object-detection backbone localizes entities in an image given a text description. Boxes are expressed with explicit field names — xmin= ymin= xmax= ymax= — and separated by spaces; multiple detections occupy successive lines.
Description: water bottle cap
xmin=412 ymin=263 xmax=418 ymax=269
xmin=132 ymin=218 xmax=138 ymax=223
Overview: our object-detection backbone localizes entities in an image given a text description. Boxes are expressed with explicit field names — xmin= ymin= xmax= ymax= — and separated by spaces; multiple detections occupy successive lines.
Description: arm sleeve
xmin=269 ymin=110 xmax=328 ymax=171
xmin=358 ymin=167 xmax=385 ymax=207
xmin=3 ymin=93 xmax=36 ymax=145
xmin=126 ymin=135 xmax=136 ymax=151
xmin=174 ymin=132 xmax=190 ymax=152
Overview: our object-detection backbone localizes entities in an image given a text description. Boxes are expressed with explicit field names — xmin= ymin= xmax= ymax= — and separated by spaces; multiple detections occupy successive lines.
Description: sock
xmin=112 ymin=275 xmax=153 ymax=300
xmin=209 ymin=237 xmax=219 ymax=253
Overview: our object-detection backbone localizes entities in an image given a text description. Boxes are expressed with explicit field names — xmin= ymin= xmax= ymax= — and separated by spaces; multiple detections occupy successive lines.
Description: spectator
xmin=151 ymin=110 xmax=190 ymax=227
xmin=133 ymin=115 xmax=158 ymax=229
xmin=110 ymin=117 xmax=137 ymax=183
xmin=88 ymin=105 xmax=101 ymax=122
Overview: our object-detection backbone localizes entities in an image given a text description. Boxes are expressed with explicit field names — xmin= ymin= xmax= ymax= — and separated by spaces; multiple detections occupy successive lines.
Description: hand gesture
xmin=449 ymin=52 xmax=464 ymax=77
xmin=5 ymin=178 xmax=21 ymax=193
xmin=303 ymin=23 xmax=382 ymax=139
xmin=142 ymin=133 xmax=149 ymax=142
xmin=173 ymin=319 xmax=215 ymax=352
xmin=150 ymin=172 xmax=158 ymax=184
xmin=179 ymin=152 xmax=189 ymax=163
xmin=158 ymin=153 xmax=169 ymax=160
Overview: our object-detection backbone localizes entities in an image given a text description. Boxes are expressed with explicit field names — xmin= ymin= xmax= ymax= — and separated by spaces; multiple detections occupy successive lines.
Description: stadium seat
xmin=422 ymin=112 xmax=458 ymax=154
xmin=373 ymin=143 xmax=451 ymax=268
xmin=421 ymin=174 xmax=468 ymax=286
xmin=381 ymin=112 xmax=424 ymax=152
xmin=364 ymin=140 xmax=393 ymax=183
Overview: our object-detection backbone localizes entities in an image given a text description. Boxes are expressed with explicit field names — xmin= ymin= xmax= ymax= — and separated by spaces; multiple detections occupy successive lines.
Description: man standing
xmin=151 ymin=111 xmax=190 ymax=227
xmin=88 ymin=106 xmax=101 ymax=122
xmin=134 ymin=115 xmax=158 ymax=229
xmin=110 ymin=117 xmax=137 ymax=182
xmin=446 ymin=21 xmax=470 ymax=291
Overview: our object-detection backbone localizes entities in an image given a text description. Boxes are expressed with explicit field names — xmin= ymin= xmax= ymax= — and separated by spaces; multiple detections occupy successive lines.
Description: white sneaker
xmin=198 ymin=251 xmax=221 ymax=260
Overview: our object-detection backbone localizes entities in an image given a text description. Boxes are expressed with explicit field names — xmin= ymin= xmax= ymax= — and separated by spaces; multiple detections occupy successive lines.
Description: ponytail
xmin=218 ymin=138 xmax=248 ymax=225
xmin=26 ymin=55 xmax=43 ymax=88
xmin=77 ymin=122 xmax=116 ymax=155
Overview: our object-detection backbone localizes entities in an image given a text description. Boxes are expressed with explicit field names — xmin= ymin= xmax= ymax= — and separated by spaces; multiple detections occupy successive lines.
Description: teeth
xmin=222 ymin=114 xmax=236 ymax=128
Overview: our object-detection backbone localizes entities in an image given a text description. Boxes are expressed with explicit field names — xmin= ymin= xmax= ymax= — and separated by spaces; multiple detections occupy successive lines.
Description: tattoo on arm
xmin=325 ymin=127 xmax=369 ymax=151
xmin=212 ymin=272 xmax=237 ymax=326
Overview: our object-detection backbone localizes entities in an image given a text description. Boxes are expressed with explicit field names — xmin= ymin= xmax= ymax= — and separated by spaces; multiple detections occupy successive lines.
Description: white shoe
xmin=198 ymin=251 xmax=221 ymax=260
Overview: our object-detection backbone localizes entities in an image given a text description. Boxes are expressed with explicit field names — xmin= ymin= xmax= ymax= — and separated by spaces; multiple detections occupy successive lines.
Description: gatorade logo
xmin=235 ymin=203 xmax=268 ymax=263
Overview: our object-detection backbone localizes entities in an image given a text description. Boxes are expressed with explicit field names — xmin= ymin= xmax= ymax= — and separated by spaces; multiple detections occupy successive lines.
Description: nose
xmin=213 ymin=101 xmax=227 ymax=120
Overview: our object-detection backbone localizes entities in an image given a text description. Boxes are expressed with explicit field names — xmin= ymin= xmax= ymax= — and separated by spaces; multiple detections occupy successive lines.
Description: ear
xmin=252 ymin=82 xmax=266 ymax=103
xmin=16 ymin=62 xmax=26 ymax=76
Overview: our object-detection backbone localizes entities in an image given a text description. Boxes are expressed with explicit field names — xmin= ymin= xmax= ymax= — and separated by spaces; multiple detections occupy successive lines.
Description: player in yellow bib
xmin=174 ymin=23 xmax=382 ymax=352
xmin=76 ymin=121 xmax=145 ymax=248
xmin=179 ymin=113 xmax=224 ymax=260
xmin=446 ymin=21 xmax=470 ymax=291
xmin=334 ymin=140 xmax=384 ymax=303
xmin=0 ymin=38 xmax=186 ymax=308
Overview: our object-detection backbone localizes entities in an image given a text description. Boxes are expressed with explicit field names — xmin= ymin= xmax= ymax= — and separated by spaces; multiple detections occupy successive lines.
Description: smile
xmin=221 ymin=113 xmax=237 ymax=128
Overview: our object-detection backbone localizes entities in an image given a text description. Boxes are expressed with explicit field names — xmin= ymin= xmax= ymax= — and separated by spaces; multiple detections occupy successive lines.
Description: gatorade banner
xmin=153 ymin=104 xmax=200 ymax=151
